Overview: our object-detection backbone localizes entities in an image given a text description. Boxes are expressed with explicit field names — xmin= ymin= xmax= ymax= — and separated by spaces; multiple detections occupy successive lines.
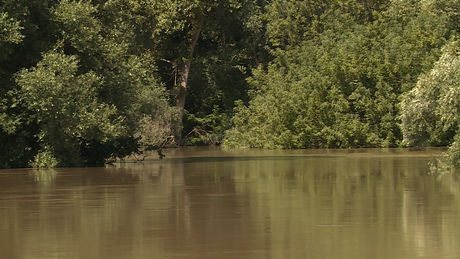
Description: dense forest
xmin=1 ymin=0 xmax=460 ymax=169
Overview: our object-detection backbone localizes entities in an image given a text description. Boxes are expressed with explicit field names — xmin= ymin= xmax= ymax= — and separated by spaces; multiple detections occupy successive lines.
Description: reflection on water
xmin=0 ymin=147 xmax=459 ymax=259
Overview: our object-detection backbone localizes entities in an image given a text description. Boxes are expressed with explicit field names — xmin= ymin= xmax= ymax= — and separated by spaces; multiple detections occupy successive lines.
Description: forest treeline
xmin=1 ymin=0 xmax=460 ymax=169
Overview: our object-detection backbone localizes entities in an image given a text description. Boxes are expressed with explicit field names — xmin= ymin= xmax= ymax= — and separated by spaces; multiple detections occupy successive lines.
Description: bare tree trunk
xmin=174 ymin=16 xmax=204 ymax=145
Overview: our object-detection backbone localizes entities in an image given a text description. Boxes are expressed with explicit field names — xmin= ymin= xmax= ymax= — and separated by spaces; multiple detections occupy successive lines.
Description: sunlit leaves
xmin=226 ymin=0 xmax=449 ymax=149
xmin=401 ymin=40 xmax=460 ymax=147
xmin=16 ymin=51 xmax=124 ymax=166
xmin=0 ymin=12 xmax=23 ymax=45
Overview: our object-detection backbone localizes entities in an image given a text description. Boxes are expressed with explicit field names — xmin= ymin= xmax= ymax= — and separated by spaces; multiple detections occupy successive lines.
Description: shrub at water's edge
xmin=401 ymin=40 xmax=460 ymax=173
xmin=4 ymin=0 xmax=460 ymax=168
xmin=225 ymin=0 xmax=448 ymax=150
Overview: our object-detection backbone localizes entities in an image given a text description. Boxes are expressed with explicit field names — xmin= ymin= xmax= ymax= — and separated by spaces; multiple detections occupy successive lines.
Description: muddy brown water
xmin=1 ymin=147 xmax=459 ymax=259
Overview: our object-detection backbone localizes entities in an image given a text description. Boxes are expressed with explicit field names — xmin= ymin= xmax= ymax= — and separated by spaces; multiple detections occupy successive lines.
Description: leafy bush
xmin=29 ymin=149 xmax=58 ymax=169
xmin=225 ymin=0 xmax=448 ymax=149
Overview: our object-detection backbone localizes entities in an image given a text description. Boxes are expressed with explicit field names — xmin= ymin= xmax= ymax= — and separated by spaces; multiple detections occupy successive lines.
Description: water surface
xmin=1 ymin=147 xmax=459 ymax=259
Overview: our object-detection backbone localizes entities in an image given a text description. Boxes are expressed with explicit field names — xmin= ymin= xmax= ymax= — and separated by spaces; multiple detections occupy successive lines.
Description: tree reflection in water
xmin=0 ymin=148 xmax=459 ymax=259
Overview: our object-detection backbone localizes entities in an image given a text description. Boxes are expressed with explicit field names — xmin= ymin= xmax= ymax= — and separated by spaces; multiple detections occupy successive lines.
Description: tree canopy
xmin=225 ymin=0 xmax=449 ymax=149
xmin=1 ymin=0 xmax=460 ymax=169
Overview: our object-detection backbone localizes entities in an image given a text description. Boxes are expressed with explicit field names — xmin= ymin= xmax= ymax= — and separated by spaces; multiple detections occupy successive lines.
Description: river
xmin=1 ymin=147 xmax=459 ymax=259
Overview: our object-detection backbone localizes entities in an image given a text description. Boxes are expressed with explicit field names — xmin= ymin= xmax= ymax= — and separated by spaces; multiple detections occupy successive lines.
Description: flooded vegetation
xmin=1 ymin=148 xmax=459 ymax=259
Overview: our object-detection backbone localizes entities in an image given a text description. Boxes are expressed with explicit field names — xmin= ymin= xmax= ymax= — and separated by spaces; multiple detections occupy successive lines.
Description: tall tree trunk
xmin=174 ymin=15 xmax=204 ymax=145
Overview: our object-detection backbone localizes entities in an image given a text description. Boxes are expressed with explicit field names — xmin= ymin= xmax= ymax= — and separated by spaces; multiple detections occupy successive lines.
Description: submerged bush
xmin=29 ymin=150 xmax=58 ymax=169
xmin=401 ymin=40 xmax=460 ymax=173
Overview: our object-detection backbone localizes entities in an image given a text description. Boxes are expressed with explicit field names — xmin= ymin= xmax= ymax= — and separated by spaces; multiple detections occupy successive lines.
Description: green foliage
xmin=0 ymin=12 xmax=24 ymax=57
xmin=0 ymin=0 xmax=179 ymax=167
xmin=54 ymin=0 xmax=103 ymax=53
xmin=435 ymin=136 xmax=460 ymax=173
xmin=401 ymin=41 xmax=460 ymax=147
xmin=401 ymin=40 xmax=460 ymax=172
xmin=225 ymin=57 xmax=370 ymax=149
xmin=225 ymin=0 xmax=449 ymax=149
xmin=3 ymin=0 xmax=460 ymax=167
xmin=143 ymin=0 xmax=269 ymax=143
xmin=16 ymin=51 xmax=125 ymax=166
xmin=29 ymin=149 xmax=58 ymax=169
xmin=0 ymin=12 xmax=24 ymax=165
xmin=184 ymin=106 xmax=230 ymax=145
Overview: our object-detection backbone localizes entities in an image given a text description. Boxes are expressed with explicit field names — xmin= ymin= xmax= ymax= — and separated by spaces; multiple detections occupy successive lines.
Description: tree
xmin=0 ymin=0 xmax=60 ymax=168
xmin=401 ymin=40 xmax=460 ymax=171
xmin=0 ymin=11 xmax=23 ymax=130
xmin=1 ymin=0 xmax=175 ymax=167
xmin=0 ymin=12 xmax=24 ymax=62
xmin=45 ymin=0 xmax=175 ymax=165
xmin=180 ymin=0 xmax=269 ymax=145
xmin=225 ymin=0 xmax=449 ymax=149
xmin=15 ymin=51 xmax=124 ymax=166
xmin=137 ymin=0 xmax=265 ymax=144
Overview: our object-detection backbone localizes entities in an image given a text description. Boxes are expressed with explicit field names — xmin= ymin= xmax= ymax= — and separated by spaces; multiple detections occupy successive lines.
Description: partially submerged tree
xmin=3 ymin=0 xmax=460 ymax=168
xmin=1 ymin=0 xmax=175 ymax=167
xmin=225 ymin=0 xmax=448 ymax=149
xmin=143 ymin=0 xmax=263 ymax=144
xmin=0 ymin=0 xmax=265 ymax=167
xmin=0 ymin=0 xmax=59 ymax=168
xmin=401 ymin=40 xmax=460 ymax=172
xmin=16 ymin=51 xmax=124 ymax=166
